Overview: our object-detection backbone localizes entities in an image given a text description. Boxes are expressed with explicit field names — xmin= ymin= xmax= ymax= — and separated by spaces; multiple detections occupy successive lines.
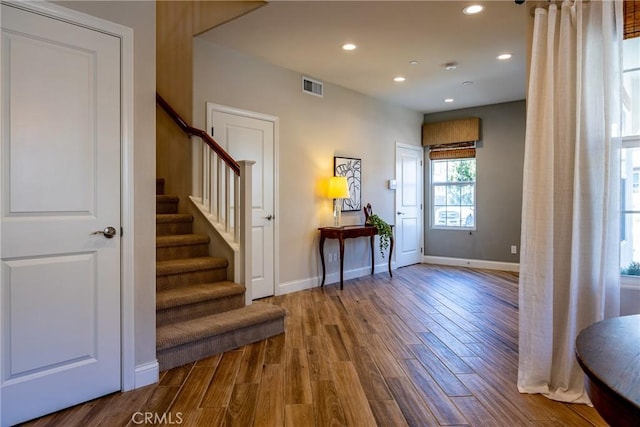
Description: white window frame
xmin=430 ymin=158 xmax=477 ymax=231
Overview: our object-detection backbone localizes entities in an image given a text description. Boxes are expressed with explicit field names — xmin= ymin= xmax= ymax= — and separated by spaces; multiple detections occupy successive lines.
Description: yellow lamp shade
xmin=327 ymin=176 xmax=350 ymax=199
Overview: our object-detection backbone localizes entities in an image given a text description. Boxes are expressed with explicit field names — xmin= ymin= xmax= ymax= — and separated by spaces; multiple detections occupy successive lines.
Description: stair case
xmin=155 ymin=178 xmax=286 ymax=371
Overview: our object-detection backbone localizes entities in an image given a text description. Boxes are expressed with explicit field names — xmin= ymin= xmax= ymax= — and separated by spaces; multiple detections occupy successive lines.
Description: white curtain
xmin=518 ymin=0 xmax=623 ymax=404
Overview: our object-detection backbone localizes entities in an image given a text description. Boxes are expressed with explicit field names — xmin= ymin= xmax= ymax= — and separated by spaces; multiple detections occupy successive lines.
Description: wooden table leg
xmin=319 ymin=235 xmax=326 ymax=286
xmin=339 ymin=237 xmax=345 ymax=290
xmin=388 ymin=234 xmax=394 ymax=278
xmin=370 ymin=235 xmax=375 ymax=275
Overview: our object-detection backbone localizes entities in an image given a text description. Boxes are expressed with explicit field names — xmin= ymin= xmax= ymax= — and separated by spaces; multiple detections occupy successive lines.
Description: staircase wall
xmin=187 ymin=201 xmax=236 ymax=282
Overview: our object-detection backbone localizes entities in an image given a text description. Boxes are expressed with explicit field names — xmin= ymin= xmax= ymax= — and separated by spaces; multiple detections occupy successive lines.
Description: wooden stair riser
xmin=156 ymin=243 xmax=209 ymax=262
xmin=156 ymin=268 xmax=228 ymax=291
xmin=157 ymin=294 xmax=245 ymax=327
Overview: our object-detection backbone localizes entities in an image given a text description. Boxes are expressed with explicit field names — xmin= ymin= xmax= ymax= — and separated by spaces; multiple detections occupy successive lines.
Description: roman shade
xmin=423 ymin=117 xmax=480 ymax=160
xmin=625 ymin=0 xmax=639 ymax=39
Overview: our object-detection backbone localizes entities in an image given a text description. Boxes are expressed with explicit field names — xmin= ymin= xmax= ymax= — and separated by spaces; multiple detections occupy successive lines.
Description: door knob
xmin=92 ymin=226 xmax=117 ymax=239
xmin=264 ymin=215 xmax=274 ymax=221
xmin=397 ymin=211 xmax=405 ymax=215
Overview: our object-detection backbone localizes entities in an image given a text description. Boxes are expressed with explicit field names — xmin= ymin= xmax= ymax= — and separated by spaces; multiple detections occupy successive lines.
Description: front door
xmin=395 ymin=144 xmax=424 ymax=267
xmin=1 ymin=4 xmax=121 ymax=425
xmin=208 ymin=105 xmax=276 ymax=299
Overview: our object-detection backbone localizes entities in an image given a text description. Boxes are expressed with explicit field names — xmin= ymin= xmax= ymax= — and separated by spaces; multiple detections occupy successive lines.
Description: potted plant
xmin=364 ymin=204 xmax=392 ymax=258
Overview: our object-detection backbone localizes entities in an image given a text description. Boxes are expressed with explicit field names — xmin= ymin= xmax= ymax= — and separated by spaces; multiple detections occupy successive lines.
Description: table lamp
xmin=327 ymin=176 xmax=350 ymax=226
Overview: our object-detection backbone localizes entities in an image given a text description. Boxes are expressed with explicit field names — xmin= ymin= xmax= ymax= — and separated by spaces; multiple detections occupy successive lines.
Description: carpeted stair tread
xmin=156 ymin=257 xmax=228 ymax=277
xmin=156 ymin=281 xmax=244 ymax=310
xmin=156 ymin=213 xmax=194 ymax=224
xmin=156 ymin=195 xmax=179 ymax=203
xmin=156 ymin=234 xmax=210 ymax=248
xmin=157 ymin=302 xmax=287 ymax=351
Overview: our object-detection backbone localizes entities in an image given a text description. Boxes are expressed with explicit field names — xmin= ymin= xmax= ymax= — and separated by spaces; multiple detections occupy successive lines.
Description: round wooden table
xmin=575 ymin=315 xmax=640 ymax=426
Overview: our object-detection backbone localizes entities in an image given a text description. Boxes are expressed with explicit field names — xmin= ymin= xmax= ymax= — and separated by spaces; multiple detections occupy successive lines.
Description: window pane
xmin=447 ymin=185 xmax=461 ymax=205
xmin=621 ymin=212 xmax=640 ymax=275
xmin=432 ymin=161 xmax=447 ymax=183
xmin=461 ymin=184 xmax=474 ymax=206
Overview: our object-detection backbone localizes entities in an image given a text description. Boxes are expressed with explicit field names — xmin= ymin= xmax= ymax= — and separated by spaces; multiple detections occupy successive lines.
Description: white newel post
xmin=238 ymin=160 xmax=255 ymax=305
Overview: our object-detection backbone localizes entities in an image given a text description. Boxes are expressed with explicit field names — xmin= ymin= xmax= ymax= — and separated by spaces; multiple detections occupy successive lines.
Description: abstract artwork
xmin=334 ymin=156 xmax=361 ymax=212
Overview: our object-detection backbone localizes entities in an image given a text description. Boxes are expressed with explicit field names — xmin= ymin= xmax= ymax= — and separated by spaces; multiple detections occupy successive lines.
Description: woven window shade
xmin=429 ymin=142 xmax=476 ymax=160
xmin=625 ymin=0 xmax=640 ymax=39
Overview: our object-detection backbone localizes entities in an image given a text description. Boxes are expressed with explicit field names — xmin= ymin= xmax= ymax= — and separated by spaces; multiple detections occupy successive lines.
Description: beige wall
xmin=55 ymin=0 xmax=157 ymax=368
xmin=193 ymin=39 xmax=422 ymax=291
xmin=156 ymin=1 xmax=264 ymax=206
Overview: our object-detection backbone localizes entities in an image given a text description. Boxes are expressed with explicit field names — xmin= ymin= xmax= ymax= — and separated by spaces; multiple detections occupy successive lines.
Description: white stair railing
xmin=157 ymin=94 xmax=253 ymax=303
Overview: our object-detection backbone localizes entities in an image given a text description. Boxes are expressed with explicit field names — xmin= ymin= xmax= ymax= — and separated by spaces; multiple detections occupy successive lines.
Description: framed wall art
xmin=334 ymin=156 xmax=361 ymax=212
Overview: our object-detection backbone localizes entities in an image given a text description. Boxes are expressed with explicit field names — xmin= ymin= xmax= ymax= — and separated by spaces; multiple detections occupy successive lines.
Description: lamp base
xmin=333 ymin=199 xmax=342 ymax=226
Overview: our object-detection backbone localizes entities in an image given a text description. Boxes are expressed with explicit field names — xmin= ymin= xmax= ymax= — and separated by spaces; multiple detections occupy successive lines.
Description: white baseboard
xmin=278 ymin=262 xmax=393 ymax=295
xmin=134 ymin=360 xmax=159 ymax=389
xmin=422 ymin=255 xmax=519 ymax=272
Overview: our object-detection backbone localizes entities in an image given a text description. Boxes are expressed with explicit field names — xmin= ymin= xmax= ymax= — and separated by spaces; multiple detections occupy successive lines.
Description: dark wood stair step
xmin=156 ymin=178 xmax=165 ymax=195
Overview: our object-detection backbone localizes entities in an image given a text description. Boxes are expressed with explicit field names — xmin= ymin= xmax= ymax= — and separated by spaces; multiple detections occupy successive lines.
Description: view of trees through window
xmin=431 ymin=158 xmax=476 ymax=229
xmin=620 ymin=36 xmax=640 ymax=275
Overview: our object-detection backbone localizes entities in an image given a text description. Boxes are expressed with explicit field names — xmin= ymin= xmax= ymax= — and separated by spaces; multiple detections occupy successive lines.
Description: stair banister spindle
xmin=217 ymin=157 xmax=223 ymax=223
xmin=202 ymin=143 xmax=210 ymax=211
xmin=208 ymin=151 xmax=215 ymax=218
xmin=225 ymin=167 xmax=231 ymax=233
xmin=234 ymin=174 xmax=240 ymax=243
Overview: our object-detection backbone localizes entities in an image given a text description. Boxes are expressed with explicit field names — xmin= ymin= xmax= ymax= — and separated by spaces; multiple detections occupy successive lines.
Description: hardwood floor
xmin=21 ymin=264 xmax=607 ymax=426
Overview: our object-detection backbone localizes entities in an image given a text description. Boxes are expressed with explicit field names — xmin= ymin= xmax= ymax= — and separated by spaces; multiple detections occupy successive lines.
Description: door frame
xmin=205 ymin=103 xmax=280 ymax=297
xmin=0 ymin=0 xmax=136 ymax=393
xmin=394 ymin=142 xmax=425 ymax=267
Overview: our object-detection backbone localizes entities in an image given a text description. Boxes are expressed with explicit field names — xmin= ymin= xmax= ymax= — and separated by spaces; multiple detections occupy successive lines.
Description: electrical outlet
xmin=511 ymin=245 xmax=518 ymax=255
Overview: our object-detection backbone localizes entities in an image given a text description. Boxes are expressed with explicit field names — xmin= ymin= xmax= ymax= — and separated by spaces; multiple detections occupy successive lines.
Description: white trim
xmin=134 ymin=361 xmax=159 ymax=389
xmin=3 ymin=0 xmax=137 ymax=392
xmin=423 ymin=256 xmax=520 ymax=272
xmin=205 ymin=103 xmax=281 ymax=298
xmin=278 ymin=262 xmax=395 ymax=294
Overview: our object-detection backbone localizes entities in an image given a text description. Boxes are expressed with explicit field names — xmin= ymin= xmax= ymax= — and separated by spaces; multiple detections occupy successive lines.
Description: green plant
xmin=622 ymin=261 xmax=640 ymax=276
xmin=366 ymin=214 xmax=392 ymax=258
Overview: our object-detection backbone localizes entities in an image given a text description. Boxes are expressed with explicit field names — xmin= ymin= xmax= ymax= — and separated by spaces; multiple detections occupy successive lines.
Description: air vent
xmin=302 ymin=76 xmax=323 ymax=97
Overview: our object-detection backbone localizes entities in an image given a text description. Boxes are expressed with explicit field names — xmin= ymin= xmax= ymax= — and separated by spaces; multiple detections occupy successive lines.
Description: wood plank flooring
xmin=21 ymin=264 xmax=607 ymax=426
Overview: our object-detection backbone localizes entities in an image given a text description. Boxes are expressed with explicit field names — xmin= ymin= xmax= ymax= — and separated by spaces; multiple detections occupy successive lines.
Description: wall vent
xmin=302 ymin=76 xmax=323 ymax=97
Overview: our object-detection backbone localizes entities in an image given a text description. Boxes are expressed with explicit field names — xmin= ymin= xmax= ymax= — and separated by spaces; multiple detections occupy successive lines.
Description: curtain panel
xmin=518 ymin=0 xmax=623 ymax=404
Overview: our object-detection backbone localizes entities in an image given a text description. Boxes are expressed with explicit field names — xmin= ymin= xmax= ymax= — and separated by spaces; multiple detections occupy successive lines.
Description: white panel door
xmin=1 ymin=4 xmax=121 ymax=426
xmin=209 ymin=107 xmax=275 ymax=299
xmin=395 ymin=144 xmax=424 ymax=267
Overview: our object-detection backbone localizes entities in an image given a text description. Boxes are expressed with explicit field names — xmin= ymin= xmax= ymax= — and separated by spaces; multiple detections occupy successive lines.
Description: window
xmin=620 ymin=36 xmax=640 ymax=275
xmin=431 ymin=158 xmax=476 ymax=229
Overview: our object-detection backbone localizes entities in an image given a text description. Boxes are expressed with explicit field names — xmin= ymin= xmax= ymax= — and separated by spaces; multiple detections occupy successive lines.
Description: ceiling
xmin=198 ymin=1 xmax=529 ymax=114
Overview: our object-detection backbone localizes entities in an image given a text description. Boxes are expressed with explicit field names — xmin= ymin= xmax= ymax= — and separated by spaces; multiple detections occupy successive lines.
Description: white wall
xmin=55 ymin=1 xmax=157 ymax=371
xmin=193 ymin=39 xmax=422 ymax=293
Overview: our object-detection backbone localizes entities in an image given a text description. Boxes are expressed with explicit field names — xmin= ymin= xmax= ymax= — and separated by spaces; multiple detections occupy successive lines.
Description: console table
xmin=318 ymin=225 xmax=393 ymax=290
xmin=575 ymin=315 xmax=640 ymax=427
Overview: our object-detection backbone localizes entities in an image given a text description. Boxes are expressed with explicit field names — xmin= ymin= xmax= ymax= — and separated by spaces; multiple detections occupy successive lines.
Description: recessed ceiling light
xmin=463 ymin=4 xmax=484 ymax=15
xmin=463 ymin=81 xmax=474 ymax=85
xmin=342 ymin=43 xmax=357 ymax=51
xmin=444 ymin=98 xmax=454 ymax=103
xmin=394 ymin=76 xmax=406 ymax=82
xmin=409 ymin=60 xmax=419 ymax=65
xmin=444 ymin=62 xmax=458 ymax=71
xmin=497 ymin=53 xmax=513 ymax=60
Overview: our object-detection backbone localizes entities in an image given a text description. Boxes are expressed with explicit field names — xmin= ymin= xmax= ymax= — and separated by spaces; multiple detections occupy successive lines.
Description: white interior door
xmin=208 ymin=105 xmax=276 ymax=299
xmin=395 ymin=144 xmax=424 ymax=267
xmin=1 ymin=4 xmax=121 ymax=425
